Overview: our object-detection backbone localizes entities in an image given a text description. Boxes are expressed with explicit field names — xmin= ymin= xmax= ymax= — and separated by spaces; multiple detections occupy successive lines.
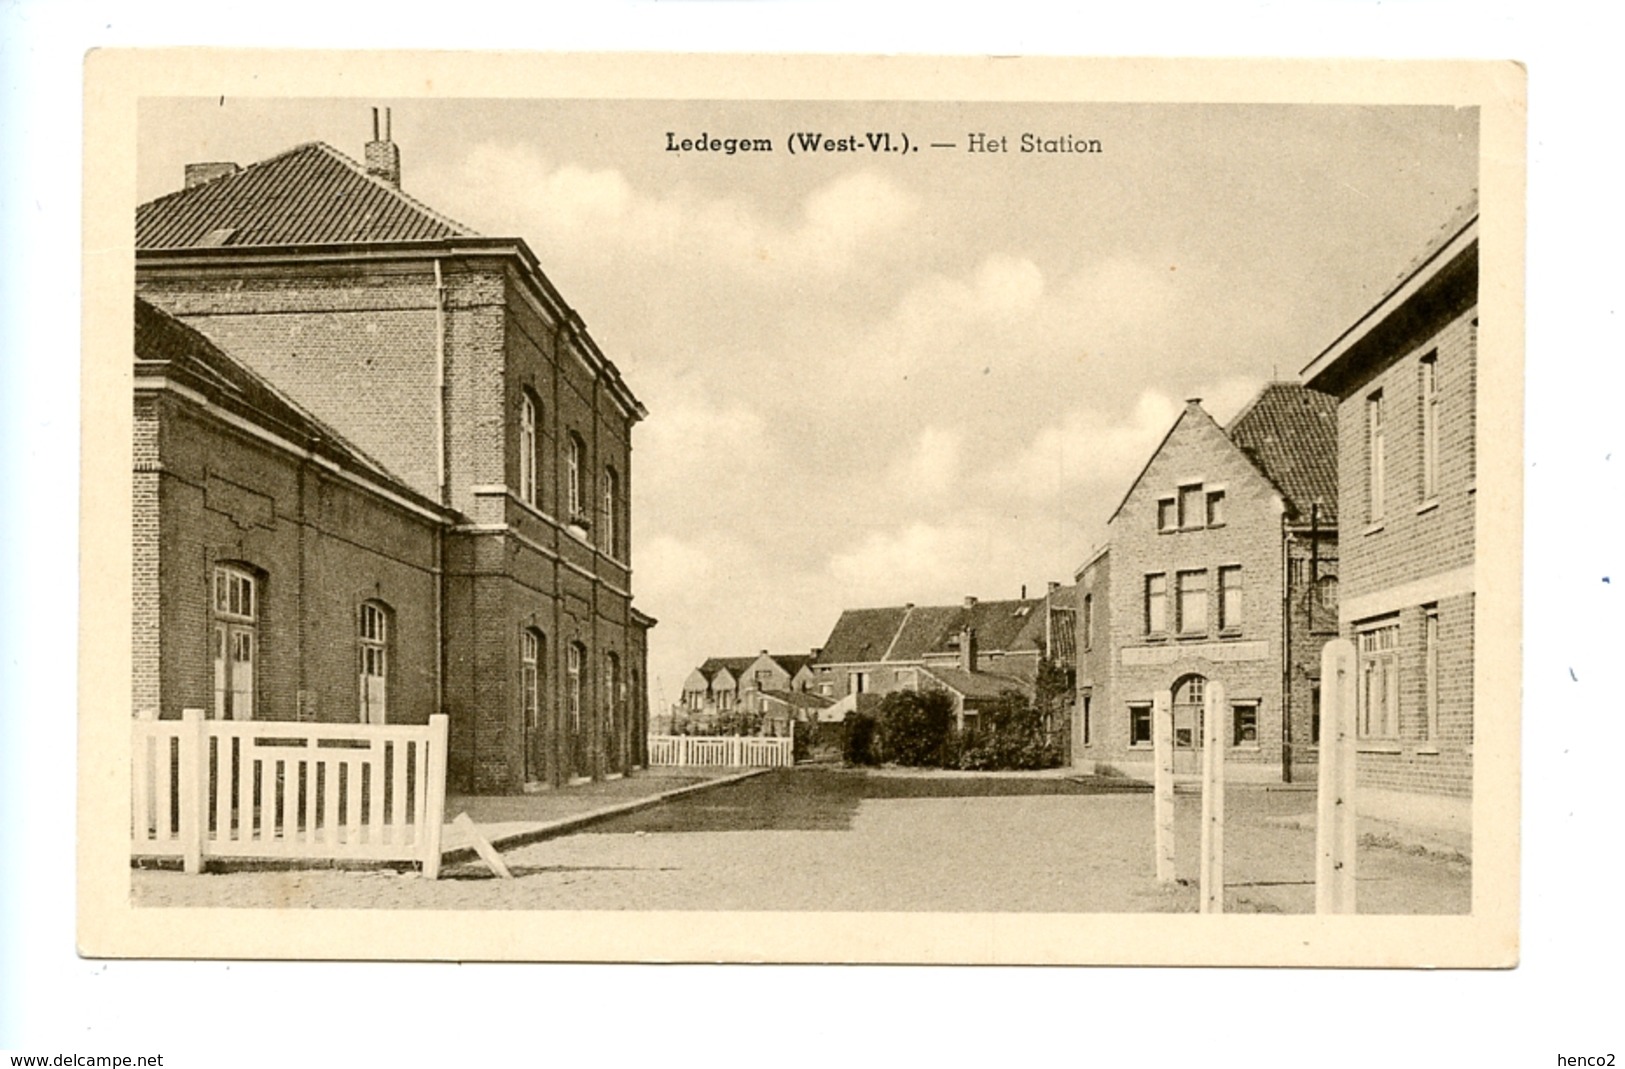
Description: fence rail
xmin=132 ymin=709 xmax=449 ymax=877
xmin=647 ymin=734 xmax=793 ymax=768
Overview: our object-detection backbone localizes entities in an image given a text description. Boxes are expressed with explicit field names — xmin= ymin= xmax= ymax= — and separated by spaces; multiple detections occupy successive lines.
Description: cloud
xmin=1007 ymin=390 xmax=1184 ymax=497
xmin=418 ymin=142 xmax=918 ymax=283
xmin=827 ymin=522 xmax=994 ymax=604
xmin=886 ymin=427 xmax=962 ymax=500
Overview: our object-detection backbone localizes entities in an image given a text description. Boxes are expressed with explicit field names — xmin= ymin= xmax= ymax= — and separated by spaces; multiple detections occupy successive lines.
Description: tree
xmin=875 ymin=689 xmax=955 ymax=766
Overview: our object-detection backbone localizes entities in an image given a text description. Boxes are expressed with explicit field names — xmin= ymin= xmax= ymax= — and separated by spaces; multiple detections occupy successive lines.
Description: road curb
xmin=440 ymin=767 xmax=773 ymax=866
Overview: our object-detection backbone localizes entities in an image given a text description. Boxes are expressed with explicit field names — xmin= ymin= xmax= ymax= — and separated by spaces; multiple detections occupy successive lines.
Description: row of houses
xmin=682 ymin=195 xmax=1478 ymax=825
xmin=132 ymin=117 xmax=654 ymax=794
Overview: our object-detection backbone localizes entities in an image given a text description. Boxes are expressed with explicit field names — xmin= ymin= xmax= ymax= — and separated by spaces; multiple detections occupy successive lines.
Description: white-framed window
xmin=1157 ymin=497 xmax=1177 ymax=532
xmin=1177 ymin=569 xmax=1208 ymax=634
xmin=850 ymin=671 xmax=869 ymax=695
xmin=1218 ymin=565 xmax=1243 ymax=631
xmin=567 ymin=642 xmax=585 ymax=733
xmin=1128 ymin=703 xmax=1152 ymax=747
xmin=1420 ymin=353 xmax=1439 ymax=501
xmin=1231 ymin=702 xmax=1258 ymax=747
xmin=1178 ymin=484 xmax=1203 ymax=529
xmin=1424 ymin=606 xmax=1440 ymax=740
xmin=1145 ymin=573 xmax=1167 ymax=634
xmin=1367 ymin=389 xmax=1386 ymax=522
xmin=519 ymin=391 xmax=539 ymax=508
xmin=602 ymin=465 xmax=619 ymax=555
xmin=522 ymin=629 xmax=544 ymax=731
xmin=1357 ymin=619 xmax=1400 ymax=739
xmin=358 ymin=600 xmax=391 ymax=724
xmin=567 ymin=433 xmax=585 ymax=521
xmin=212 ymin=564 xmax=258 ymax=721
xmin=1206 ymin=488 xmax=1226 ymax=527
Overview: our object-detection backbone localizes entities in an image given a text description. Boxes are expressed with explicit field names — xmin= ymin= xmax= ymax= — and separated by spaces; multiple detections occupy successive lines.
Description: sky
xmin=137 ymin=97 xmax=1479 ymax=707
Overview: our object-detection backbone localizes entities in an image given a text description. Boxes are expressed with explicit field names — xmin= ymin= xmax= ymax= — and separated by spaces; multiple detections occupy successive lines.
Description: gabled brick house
xmin=133 ymin=120 xmax=654 ymax=793
xmin=1075 ymin=383 xmax=1338 ymax=783
xmin=1301 ymin=200 xmax=1478 ymax=826
xmin=676 ymin=650 xmax=819 ymax=723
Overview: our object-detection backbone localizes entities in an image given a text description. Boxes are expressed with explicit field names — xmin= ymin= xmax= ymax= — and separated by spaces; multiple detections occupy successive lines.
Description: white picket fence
xmin=132 ymin=709 xmax=449 ymax=877
xmin=647 ymin=734 xmax=793 ymax=769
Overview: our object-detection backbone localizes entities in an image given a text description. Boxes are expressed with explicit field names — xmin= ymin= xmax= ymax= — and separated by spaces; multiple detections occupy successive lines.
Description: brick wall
xmin=150 ymin=392 xmax=441 ymax=725
xmin=1089 ymin=403 xmax=1293 ymax=778
xmin=133 ymin=396 xmax=162 ymax=717
xmin=1331 ymin=302 xmax=1477 ymax=800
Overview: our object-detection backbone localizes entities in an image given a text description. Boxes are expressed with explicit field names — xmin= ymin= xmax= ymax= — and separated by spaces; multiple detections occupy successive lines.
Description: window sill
xmin=1363 ymin=521 xmax=1386 ymax=536
xmin=1217 ymin=628 xmax=1243 ymax=639
xmin=1143 ymin=633 xmax=1169 ymax=643
xmin=1176 ymin=631 xmax=1209 ymax=641
xmin=1416 ymin=499 xmax=1440 ymax=516
xmin=1357 ymin=743 xmax=1403 ymax=755
xmin=1231 ymin=744 xmax=1261 ymax=752
xmin=1129 ymin=743 xmax=1153 ymax=751
xmin=1415 ymin=746 xmax=1441 ymax=756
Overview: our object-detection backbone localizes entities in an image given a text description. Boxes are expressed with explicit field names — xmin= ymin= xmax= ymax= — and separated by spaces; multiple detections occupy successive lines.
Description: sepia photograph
xmin=78 ymin=52 xmax=1524 ymax=965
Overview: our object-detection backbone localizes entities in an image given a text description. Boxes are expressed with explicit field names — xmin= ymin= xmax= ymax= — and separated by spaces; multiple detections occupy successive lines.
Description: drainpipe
xmin=1281 ymin=515 xmax=1293 ymax=784
xmin=433 ymin=259 xmax=448 ymax=729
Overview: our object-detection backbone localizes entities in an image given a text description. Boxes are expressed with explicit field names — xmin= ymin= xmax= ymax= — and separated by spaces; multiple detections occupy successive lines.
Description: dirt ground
xmin=131 ymin=767 xmax=1469 ymax=913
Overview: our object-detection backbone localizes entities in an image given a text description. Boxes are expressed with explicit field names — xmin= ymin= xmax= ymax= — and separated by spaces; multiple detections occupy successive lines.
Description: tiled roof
xmin=137 ymin=142 xmax=477 ymax=250
xmin=1226 ymin=382 xmax=1339 ymax=525
xmin=772 ymin=653 xmax=815 ymax=677
xmin=816 ymin=607 xmax=912 ymax=665
xmin=920 ymin=666 xmax=1033 ymax=701
xmin=696 ymin=656 xmax=759 ymax=682
xmin=760 ymin=689 xmax=834 ymax=710
xmin=134 ymin=297 xmax=410 ymax=491
xmin=818 ymin=597 xmax=1049 ymax=665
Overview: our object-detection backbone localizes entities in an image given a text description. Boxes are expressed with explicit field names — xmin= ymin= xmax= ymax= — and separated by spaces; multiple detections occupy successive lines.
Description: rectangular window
xmin=1218 ymin=566 xmax=1243 ymax=631
xmin=1082 ymin=593 xmax=1093 ymax=651
xmin=1420 ymin=354 xmax=1439 ymax=501
xmin=1157 ymin=498 xmax=1177 ymax=532
xmin=1232 ymin=702 xmax=1258 ymax=747
xmin=1424 ymin=606 xmax=1440 ymax=740
xmin=1357 ymin=620 xmax=1400 ymax=738
xmin=1367 ymin=390 xmax=1386 ymax=522
xmin=1206 ymin=489 xmax=1226 ymax=527
xmin=1145 ymin=574 xmax=1167 ymax=634
xmin=1129 ymin=703 xmax=1152 ymax=746
xmin=1081 ymin=693 xmax=1092 ymax=746
xmin=1311 ymin=680 xmax=1322 ymax=745
xmin=1178 ymin=484 xmax=1203 ymax=529
xmin=851 ymin=671 xmax=869 ymax=694
xmin=1177 ymin=569 xmax=1208 ymax=634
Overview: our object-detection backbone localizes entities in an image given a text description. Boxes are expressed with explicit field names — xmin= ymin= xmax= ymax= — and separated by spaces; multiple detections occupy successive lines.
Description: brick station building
xmin=133 ymin=120 xmax=654 ymax=793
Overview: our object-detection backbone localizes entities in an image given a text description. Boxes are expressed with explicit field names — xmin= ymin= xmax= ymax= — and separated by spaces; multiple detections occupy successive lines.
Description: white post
xmin=1316 ymin=639 xmax=1358 ymax=913
xmin=1199 ymin=681 xmax=1227 ymax=914
xmin=1153 ymin=691 xmax=1175 ymax=884
xmin=178 ymin=708 xmax=207 ymax=875
xmin=421 ymin=714 xmax=449 ymax=879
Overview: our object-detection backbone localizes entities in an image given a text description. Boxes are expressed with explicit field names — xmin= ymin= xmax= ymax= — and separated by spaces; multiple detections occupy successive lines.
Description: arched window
xmin=522 ymin=629 xmax=545 ymax=731
xmin=518 ymin=391 xmax=540 ymax=508
xmin=358 ymin=600 xmax=392 ymax=724
xmin=567 ymin=433 xmax=585 ymax=521
xmin=212 ymin=563 xmax=259 ymax=720
xmin=1172 ymin=673 xmax=1206 ymax=749
xmin=602 ymin=465 xmax=619 ymax=556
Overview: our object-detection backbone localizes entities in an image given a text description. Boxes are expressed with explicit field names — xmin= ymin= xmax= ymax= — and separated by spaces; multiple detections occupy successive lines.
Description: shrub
xmin=875 ymin=689 xmax=955 ymax=767
xmin=956 ymin=691 xmax=1062 ymax=771
xmin=843 ymin=711 xmax=880 ymax=766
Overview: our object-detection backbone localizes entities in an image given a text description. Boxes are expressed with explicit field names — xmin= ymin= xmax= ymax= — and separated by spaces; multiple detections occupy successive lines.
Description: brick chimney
xmin=963 ymin=595 xmax=977 ymax=609
xmin=959 ymin=627 xmax=978 ymax=673
xmin=184 ymin=162 xmax=239 ymax=189
xmin=365 ymin=107 xmax=401 ymax=188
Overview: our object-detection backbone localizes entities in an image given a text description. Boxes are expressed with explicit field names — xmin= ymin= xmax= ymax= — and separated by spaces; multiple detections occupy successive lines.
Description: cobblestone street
xmin=132 ymin=767 xmax=1469 ymax=913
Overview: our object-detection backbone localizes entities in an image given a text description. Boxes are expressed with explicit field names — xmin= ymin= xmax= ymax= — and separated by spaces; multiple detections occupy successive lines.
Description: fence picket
xmin=645 ymin=734 xmax=792 ymax=769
